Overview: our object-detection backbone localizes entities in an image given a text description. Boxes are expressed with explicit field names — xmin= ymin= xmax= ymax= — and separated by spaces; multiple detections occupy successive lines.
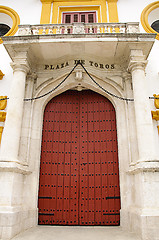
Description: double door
xmin=38 ymin=90 xmax=120 ymax=226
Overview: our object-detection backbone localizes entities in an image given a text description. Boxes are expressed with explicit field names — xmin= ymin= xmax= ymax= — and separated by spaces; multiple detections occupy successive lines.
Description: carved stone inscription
xmin=44 ymin=60 xmax=115 ymax=71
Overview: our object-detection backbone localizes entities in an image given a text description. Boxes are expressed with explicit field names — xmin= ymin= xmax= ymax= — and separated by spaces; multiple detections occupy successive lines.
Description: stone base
xmin=121 ymin=208 xmax=159 ymax=240
xmin=0 ymin=208 xmax=38 ymax=239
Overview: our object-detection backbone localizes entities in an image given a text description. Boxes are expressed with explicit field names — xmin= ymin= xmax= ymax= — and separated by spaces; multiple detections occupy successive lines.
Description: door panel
xmin=38 ymin=90 xmax=120 ymax=226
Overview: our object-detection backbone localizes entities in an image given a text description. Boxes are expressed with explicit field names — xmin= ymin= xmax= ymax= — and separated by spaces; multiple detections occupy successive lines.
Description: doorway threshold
xmin=12 ymin=226 xmax=141 ymax=240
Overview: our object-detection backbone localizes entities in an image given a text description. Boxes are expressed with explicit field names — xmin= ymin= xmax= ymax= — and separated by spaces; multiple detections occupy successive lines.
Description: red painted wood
xmin=62 ymin=12 xmax=96 ymax=24
xmin=62 ymin=12 xmax=97 ymax=33
xmin=38 ymin=90 xmax=120 ymax=226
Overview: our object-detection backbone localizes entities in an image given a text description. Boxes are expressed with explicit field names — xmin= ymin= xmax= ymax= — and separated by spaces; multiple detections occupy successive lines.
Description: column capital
xmin=122 ymin=72 xmax=132 ymax=81
xmin=127 ymin=49 xmax=147 ymax=73
xmin=128 ymin=60 xmax=148 ymax=73
xmin=10 ymin=62 xmax=30 ymax=74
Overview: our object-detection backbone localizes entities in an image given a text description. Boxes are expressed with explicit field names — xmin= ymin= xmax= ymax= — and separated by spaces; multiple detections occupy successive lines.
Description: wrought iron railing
xmin=18 ymin=22 xmax=140 ymax=36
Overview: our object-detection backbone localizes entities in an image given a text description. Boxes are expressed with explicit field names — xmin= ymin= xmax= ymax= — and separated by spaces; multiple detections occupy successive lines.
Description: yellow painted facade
xmin=40 ymin=0 xmax=118 ymax=24
xmin=40 ymin=1 xmax=52 ymax=24
xmin=107 ymin=0 xmax=118 ymax=22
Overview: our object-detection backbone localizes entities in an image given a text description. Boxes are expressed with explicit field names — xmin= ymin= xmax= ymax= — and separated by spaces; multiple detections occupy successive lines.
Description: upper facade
xmin=40 ymin=0 xmax=118 ymax=24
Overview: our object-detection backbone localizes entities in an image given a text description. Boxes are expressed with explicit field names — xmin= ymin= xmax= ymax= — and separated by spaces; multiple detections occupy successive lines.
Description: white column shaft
xmin=131 ymin=66 xmax=156 ymax=161
xmin=0 ymin=66 xmax=28 ymax=162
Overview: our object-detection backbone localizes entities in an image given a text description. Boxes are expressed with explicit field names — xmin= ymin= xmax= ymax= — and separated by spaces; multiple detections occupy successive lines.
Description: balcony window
xmin=63 ymin=12 xmax=96 ymax=24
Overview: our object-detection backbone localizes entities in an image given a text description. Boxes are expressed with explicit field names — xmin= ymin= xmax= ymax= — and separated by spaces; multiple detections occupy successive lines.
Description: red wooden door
xmin=38 ymin=90 xmax=120 ymax=226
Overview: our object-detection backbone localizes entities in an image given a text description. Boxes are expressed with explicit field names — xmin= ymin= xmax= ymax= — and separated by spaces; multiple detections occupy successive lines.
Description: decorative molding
xmin=151 ymin=110 xmax=159 ymax=121
xmin=129 ymin=161 xmax=159 ymax=174
xmin=0 ymin=161 xmax=32 ymax=175
xmin=153 ymin=94 xmax=159 ymax=109
xmin=0 ymin=70 xmax=5 ymax=80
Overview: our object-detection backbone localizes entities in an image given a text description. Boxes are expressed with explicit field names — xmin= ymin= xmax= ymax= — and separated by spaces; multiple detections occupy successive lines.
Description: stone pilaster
xmin=0 ymin=60 xmax=30 ymax=164
xmin=128 ymin=50 xmax=157 ymax=165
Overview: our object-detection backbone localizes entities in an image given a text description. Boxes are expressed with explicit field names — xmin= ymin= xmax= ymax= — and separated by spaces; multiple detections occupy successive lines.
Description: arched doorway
xmin=38 ymin=90 xmax=120 ymax=226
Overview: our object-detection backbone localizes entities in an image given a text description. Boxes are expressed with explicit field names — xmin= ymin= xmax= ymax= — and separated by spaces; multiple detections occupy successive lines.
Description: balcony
xmin=18 ymin=22 xmax=140 ymax=35
xmin=2 ymin=22 xmax=155 ymax=69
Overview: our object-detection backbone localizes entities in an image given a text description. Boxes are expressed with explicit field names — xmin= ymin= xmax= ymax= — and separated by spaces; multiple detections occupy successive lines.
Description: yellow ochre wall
xmin=40 ymin=0 xmax=118 ymax=24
